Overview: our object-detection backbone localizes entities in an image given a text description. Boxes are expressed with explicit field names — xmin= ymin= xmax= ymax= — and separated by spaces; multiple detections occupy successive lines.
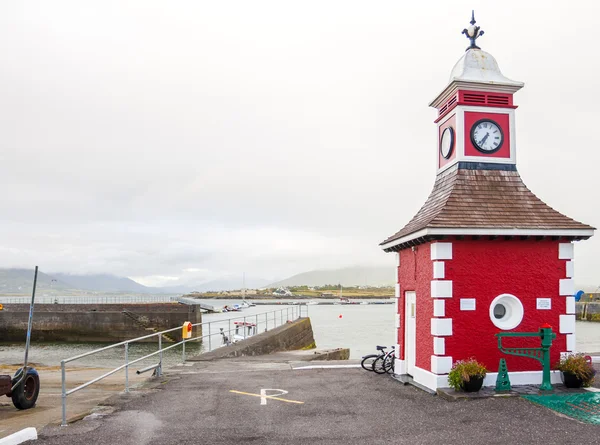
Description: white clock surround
xmin=437 ymin=105 xmax=516 ymax=173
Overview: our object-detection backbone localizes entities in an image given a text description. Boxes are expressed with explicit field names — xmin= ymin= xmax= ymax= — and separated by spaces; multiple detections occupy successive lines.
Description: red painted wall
xmin=444 ymin=238 xmax=566 ymax=372
xmin=464 ymin=111 xmax=510 ymax=158
xmin=397 ymin=243 xmax=433 ymax=370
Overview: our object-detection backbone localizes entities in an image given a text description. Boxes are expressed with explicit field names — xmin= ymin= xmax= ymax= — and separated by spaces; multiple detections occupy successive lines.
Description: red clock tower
xmin=380 ymin=13 xmax=594 ymax=391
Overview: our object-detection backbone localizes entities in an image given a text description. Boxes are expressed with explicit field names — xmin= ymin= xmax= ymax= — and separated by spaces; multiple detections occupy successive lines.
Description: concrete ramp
xmin=173 ymin=297 xmax=221 ymax=313
xmin=188 ymin=318 xmax=318 ymax=361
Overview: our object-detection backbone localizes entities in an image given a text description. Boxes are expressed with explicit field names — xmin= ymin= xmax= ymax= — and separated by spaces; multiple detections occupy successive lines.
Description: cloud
xmin=0 ymin=1 xmax=599 ymax=286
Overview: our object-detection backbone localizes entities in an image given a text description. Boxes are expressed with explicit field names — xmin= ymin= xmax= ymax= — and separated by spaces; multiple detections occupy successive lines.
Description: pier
xmin=28 ymin=356 xmax=600 ymax=445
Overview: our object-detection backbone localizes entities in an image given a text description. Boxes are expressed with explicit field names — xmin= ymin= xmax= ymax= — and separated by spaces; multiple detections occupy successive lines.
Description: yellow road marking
xmin=229 ymin=390 xmax=304 ymax=404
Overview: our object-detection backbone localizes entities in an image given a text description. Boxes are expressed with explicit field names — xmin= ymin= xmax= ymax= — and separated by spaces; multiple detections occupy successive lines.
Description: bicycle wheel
xmin=360 ymin=354 xmax=379 ymax=372
xmin=383 ymin=354 xmax=395 ymax=374
xmin=372 ymin=356 xmax=387 ymax=374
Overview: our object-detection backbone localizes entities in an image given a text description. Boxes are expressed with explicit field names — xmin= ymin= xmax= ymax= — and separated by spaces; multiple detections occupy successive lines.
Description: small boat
xmin=232 ymin=321 xmax=256 ymax=342
xmin=220 ymin=321 xmax=258 ymax=345
xmin=306 ymin=300 xmax=319 ymax=305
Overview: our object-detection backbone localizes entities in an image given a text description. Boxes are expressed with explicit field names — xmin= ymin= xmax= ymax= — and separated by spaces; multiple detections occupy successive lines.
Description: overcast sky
xmin=1 ymin=1 xmax=599 ymax=287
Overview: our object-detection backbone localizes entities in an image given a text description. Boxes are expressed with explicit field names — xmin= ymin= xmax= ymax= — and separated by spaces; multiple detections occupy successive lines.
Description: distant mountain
xmin=53 ymin=273 xmax=154 ymax=293
xmin=0 ymin=268 xmax=274 ymax=295
xmin=194 ymin=277 xmax=271 ymax=292
xmin=0 ymin=268 xmax=73 ymax=294
xmin=268 ymin=266 xmax=394 ymax=288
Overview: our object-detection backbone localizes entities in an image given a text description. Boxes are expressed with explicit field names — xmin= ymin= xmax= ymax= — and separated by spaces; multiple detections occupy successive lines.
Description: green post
xmin=495 ymin=358 xmax=511 ymax=392
xmin=539 ymin=325 xmax=556 ymax=391
xmin=495 ymin=324 xmax=556 ymax=391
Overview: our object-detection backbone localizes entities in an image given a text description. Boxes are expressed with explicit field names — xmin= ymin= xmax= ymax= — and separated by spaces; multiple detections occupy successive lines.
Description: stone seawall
xmin=577 ymin=302 xmax=600 ymax=322
xmin=0 ymin=303 xmax=202 ymax=342
xmin=189 ymin=317 xmax=315 ymax=360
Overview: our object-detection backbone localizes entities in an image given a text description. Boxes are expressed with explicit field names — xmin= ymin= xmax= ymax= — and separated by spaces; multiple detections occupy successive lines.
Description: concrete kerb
xmin=0 ymin=428 xmax=38 ymax=445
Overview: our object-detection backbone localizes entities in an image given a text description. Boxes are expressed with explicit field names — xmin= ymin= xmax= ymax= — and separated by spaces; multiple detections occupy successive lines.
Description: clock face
xmin=471 ymin=119 xmax=504 ymax=154
xmin=440 ymin=127 xmax=454 ymax=159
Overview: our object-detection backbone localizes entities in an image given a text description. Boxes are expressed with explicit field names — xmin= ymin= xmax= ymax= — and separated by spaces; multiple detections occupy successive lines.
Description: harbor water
xmin=1 ymin=301 xmax=599 ymax=369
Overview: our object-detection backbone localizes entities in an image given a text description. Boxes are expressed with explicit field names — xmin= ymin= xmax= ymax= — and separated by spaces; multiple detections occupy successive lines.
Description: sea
xmin=1 ymin=299 xmax=599 ymax=369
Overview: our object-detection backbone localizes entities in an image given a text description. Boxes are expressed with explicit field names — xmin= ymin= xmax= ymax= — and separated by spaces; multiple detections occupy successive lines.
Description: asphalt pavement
xmin=35 ymin=360 xmax=600 ymax=445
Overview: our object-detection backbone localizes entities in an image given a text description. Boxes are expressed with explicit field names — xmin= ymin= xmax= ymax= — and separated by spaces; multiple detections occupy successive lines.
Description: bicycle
xmin=372 ymin=346 xmax=395 ymax=374
xmin=361 ymin=345 xmax=391 ymax=372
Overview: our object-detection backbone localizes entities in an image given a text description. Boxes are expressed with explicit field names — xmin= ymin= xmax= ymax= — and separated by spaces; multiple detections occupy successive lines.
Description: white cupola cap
xmin=449 ymin=48 xmax=524 ymax=87
xmin=429 ymin=12 xmax=524 ymax=108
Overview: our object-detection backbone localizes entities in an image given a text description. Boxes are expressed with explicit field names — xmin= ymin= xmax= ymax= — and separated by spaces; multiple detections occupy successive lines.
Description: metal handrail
xmin=60 ymin=305 xmax=305 ymax=426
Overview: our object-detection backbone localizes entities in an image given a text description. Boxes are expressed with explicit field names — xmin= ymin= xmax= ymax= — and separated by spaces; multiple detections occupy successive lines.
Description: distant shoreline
xmin=183 ymin=294 xmax=394 ymax=300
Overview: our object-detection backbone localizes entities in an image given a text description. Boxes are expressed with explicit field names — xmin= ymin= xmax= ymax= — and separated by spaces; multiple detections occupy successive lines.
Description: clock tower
xmin=380 ymin=13 xmax=594 ymax=392
xmin=433 ymin=12 xmax=521 ymax=173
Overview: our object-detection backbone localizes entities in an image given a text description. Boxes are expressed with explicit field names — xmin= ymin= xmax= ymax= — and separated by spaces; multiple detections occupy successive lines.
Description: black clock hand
xmin=479 ymin=132 xmax=490 ymax=146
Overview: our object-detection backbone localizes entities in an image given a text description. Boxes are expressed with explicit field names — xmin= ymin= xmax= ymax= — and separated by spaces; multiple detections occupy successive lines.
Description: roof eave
xmin=380 ymin=227 xmax=595 ymax=252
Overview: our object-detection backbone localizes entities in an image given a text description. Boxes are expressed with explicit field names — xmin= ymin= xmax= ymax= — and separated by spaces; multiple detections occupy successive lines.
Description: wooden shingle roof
xmin=380 ymin=164 xmax=594 ymax=250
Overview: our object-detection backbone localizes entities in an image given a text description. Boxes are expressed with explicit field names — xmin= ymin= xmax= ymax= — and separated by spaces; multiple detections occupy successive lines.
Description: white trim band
xmin=559 ymin=243 xmax=574 ymax=260
xmin=431 ymin=318 xmax=452 ymax=336
xmin=566 ymin=261 xmax=574 ymax=278
xmin=431 ymin=355 xmax=453 ymax=374
xmin=566 ymin=334 xmax=575 ymax=352
xmin=433 ymin=300 xmax=445 ymax=317
xmin=409 ymin=367 xmax=563 ymax=392
xmin=381 ymin=228 xmax=594 ymax=251
xmin=433 ymin=261 xmax=445 ymax=279
xmin=566 ymin=297 xmax=576 ymax=315
xmin=430 ymin=243 xmax=452 ymax=260
xmin=433 ymin=337 xmax=446 ymax=355
xmin=395 ymin=359 xmax=406 ymax=375
xmin=559 ymin=314 xmax=576 ymax=334
xmin=559 ymin=279 xmax=575 ymax=296
xmin=431 ymin=280 xmax=453 ymax=298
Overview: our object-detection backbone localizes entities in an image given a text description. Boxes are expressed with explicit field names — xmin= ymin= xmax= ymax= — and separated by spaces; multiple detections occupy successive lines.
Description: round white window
xmin=489 ymin=294 xmax=524 ymax=330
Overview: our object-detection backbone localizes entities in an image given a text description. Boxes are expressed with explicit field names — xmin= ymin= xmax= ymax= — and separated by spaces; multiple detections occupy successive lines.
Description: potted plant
xmin=448 ymin=358 xmax=488 ymax=392
xmin=555 ymin=353 xmax=596 ymax=388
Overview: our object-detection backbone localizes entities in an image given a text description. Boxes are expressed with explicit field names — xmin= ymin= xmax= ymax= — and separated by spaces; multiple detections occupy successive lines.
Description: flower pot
xmin=562 ymin=371 xmax=585 ymax=388
xmin=461 ymin=375 xmax=484 ymax=392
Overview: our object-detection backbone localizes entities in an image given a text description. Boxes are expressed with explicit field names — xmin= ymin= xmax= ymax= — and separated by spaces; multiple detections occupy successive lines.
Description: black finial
xmin=462 ymin=10 xmax=484 ymax=51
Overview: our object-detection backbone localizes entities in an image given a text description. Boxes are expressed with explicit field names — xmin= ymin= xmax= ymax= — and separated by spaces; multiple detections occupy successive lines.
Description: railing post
xmin=208 ymin=322 xmax=212 ymax=352
xmin=157 ymin=335 xmax=163 ymax=377
xmin=182 ymin=338 xmax=186 ymax=363
xmin=244 ymin=316 xmax=247 ymax=339
xmin=61 ymin=360 xmax=67 ymax=427
xmin=228 ymin=319 xmax=231 ymax=347
xmin=125 ymin=342 xmax=129 ymax=393
xmin=256 ymin=314 xmax=258 ymax=332
xmin=539 ymin=325 xmax=555 ymax=391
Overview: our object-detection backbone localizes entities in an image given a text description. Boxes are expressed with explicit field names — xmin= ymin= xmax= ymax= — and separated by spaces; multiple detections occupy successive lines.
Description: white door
xmin=405 ymin=291 xmax=416 ymax=376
